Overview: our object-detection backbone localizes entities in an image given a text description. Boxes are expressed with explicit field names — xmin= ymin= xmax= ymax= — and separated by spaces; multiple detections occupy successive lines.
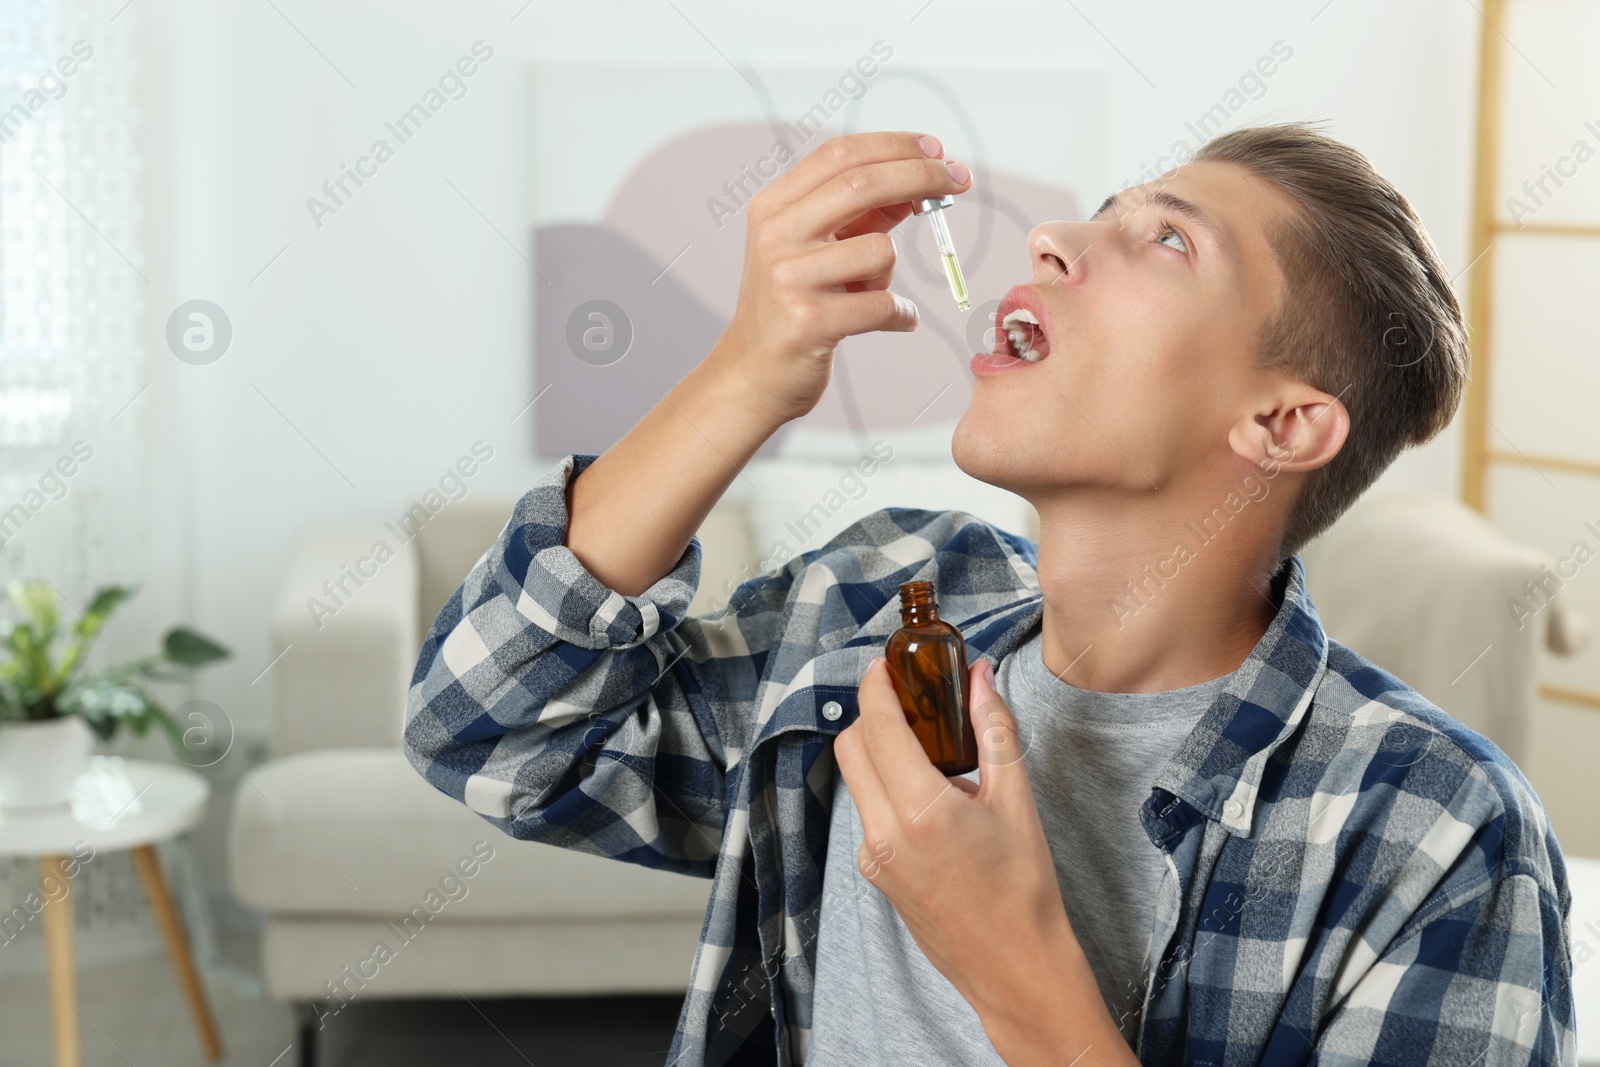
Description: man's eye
xmin=1156 ymin=226 xmax=1187 ymax=252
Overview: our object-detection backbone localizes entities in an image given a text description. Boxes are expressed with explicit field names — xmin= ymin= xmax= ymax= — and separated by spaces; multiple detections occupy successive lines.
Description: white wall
xmin=149 ymin=0 xmax=1481 ymax=749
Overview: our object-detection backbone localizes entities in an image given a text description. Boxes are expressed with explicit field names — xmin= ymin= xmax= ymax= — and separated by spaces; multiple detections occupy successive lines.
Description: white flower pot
xmin=0 ymin=716 xmax=95 ymax=810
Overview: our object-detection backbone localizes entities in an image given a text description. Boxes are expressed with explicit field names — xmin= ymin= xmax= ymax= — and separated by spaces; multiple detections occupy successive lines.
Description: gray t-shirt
xmin=804 ymin=623 xmax=1233 ymax=1064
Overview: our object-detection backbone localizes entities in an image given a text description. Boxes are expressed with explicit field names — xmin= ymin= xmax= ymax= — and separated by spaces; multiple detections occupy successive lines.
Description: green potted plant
xmin=0 ymin=579 xmax=230 ymax=810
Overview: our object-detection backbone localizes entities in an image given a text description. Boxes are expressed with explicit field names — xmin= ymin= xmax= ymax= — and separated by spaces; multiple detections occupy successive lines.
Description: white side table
xmin=0 ymin=756 xmax=224 ymax=1067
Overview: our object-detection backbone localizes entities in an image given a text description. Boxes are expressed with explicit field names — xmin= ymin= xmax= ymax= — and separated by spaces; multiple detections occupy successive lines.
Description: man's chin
xmin=951 ymin=411 xmax=1029 ymax=494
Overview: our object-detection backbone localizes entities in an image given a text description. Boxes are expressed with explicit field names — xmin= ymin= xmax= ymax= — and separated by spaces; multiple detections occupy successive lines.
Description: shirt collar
xmin=958 ymin=554 xmax=1331 ymax=845
xmin=759 ymin=540 xmax=1328 ymax=846
xmin=1142 ymin=554 xmax=1330 ymax=843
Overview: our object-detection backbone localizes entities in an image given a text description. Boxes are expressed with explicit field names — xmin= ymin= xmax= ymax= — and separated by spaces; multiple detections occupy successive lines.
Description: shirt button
xmin=1224 ymin=800 xmax=1244 ymax=819
xmin=821 ymin=700 xmax=843 ymax=721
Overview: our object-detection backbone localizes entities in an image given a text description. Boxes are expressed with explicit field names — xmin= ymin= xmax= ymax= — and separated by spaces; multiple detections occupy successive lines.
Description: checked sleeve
xmin=402 ymin=451 xmax=778 ymax=878
xmin=1310 ymin=863 xmax=1575 ymax=1066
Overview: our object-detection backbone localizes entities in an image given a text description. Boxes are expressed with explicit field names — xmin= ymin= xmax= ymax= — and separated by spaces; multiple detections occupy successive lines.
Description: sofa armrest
xmin=270 ymin=527 xmax=419 ymax=755
xmin=685 ymin=498 xmax=758 ymax=618
xmin=1299 ymin=492 xmax=1558 ymax=765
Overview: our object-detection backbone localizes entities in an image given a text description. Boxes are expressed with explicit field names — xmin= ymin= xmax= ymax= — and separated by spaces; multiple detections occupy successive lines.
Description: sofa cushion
xmin=230 ymin=749 xmax=713 ymax=921
xmin=259 ymin=915 xmax=704 ymax=999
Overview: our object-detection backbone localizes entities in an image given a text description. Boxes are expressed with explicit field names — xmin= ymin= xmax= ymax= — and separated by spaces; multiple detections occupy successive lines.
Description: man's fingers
xmin=831 ymin=289 xmax=919 ymax=335
xmin=755 ymin=131 xmax=942 ymax=214
xmin=781 ymin=157 xmax=970 ymax=243
xmin=846 ymin=271 xmax=893 ymax=294
xmin=833 ymin=716 xmax=899 ymax=846
xmin=784 ymin=232 xmax=897 ymax=291
xmin=835 ymin=200 xmax=916 ymax=241
xmin=967 ymin=660 xmax=1034 ymax=803
xmin=854 ymin=657 xmax=964 ymax=822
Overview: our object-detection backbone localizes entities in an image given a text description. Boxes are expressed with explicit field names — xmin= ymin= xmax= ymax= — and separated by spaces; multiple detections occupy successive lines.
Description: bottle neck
xmin=899 ymin=581 xmax=939 ymax=626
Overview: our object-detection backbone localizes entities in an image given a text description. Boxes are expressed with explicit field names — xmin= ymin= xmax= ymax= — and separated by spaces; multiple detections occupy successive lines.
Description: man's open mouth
xmin=999 ymin=308 xmax=1047 ymax=361
xmin=983 ymin=285 xmax=1053 ymax=365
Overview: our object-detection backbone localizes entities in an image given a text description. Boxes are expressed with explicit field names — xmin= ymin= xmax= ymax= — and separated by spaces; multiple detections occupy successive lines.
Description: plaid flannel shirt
xmin=403 ymin=451 xmax=1577 ymax=1066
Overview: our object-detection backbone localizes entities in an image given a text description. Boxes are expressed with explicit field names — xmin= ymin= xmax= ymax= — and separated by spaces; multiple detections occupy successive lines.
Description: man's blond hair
xmin=1195 ymin=122 xmax=1468 ymax=559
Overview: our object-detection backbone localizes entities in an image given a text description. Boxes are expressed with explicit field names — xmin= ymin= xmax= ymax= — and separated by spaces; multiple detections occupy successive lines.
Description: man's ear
xmin=1227 ymin=381 xmax=1350 ymax=474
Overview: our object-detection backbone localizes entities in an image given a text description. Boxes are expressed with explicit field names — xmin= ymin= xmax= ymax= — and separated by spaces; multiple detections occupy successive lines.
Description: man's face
xmin=952 ymin=160 xmax=1294 ymax=502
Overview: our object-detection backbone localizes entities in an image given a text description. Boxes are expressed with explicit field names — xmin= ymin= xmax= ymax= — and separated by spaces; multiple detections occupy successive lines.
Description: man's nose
xmin=1027 ymin=221 xmax=1092 ymax=287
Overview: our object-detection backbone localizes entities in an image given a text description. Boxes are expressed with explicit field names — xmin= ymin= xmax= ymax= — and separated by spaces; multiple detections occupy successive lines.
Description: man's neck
xmin=1028 ymin=488 xmax=1286 ymax=694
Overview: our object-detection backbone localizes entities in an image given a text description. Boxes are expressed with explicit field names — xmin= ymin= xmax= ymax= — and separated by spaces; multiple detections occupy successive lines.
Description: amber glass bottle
xmin=884 ymin=579 xmax=978 ymax=775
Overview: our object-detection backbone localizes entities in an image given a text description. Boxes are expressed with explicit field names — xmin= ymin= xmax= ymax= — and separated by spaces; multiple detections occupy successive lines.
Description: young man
xmin=403 ymin=124 xmax=1575 ymax=1066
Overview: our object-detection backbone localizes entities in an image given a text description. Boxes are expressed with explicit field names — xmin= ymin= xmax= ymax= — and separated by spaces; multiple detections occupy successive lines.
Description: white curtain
xmin=0 ymin=0 xmax=152 ymax=963
xmin=0 ymin=0 xmax=146 ymax=588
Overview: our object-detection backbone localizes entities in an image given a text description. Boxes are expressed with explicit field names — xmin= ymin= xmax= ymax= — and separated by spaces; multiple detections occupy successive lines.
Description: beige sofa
xmin=229 ymin=492 xmax=750 ymax=1063
xmin=229 ymin=465 xmax=1584 ymax=1063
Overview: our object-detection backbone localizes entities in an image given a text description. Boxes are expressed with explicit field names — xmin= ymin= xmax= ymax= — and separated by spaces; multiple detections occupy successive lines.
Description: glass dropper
xmin=912 ymin=195 xmax=970 ymax=311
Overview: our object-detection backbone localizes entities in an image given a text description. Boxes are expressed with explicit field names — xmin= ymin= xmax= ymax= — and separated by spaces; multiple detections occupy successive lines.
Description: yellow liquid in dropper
xmin=941 ymin=251 xmax=971 ymax=311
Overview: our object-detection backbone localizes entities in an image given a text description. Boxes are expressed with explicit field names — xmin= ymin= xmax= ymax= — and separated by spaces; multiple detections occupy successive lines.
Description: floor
xmin=0 ymin=935 xmax=687 ymax=1067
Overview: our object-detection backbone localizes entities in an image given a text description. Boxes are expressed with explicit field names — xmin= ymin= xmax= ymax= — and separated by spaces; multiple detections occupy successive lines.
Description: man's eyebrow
xmin=1090 ymin=188 xmax=1220 ymax=242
